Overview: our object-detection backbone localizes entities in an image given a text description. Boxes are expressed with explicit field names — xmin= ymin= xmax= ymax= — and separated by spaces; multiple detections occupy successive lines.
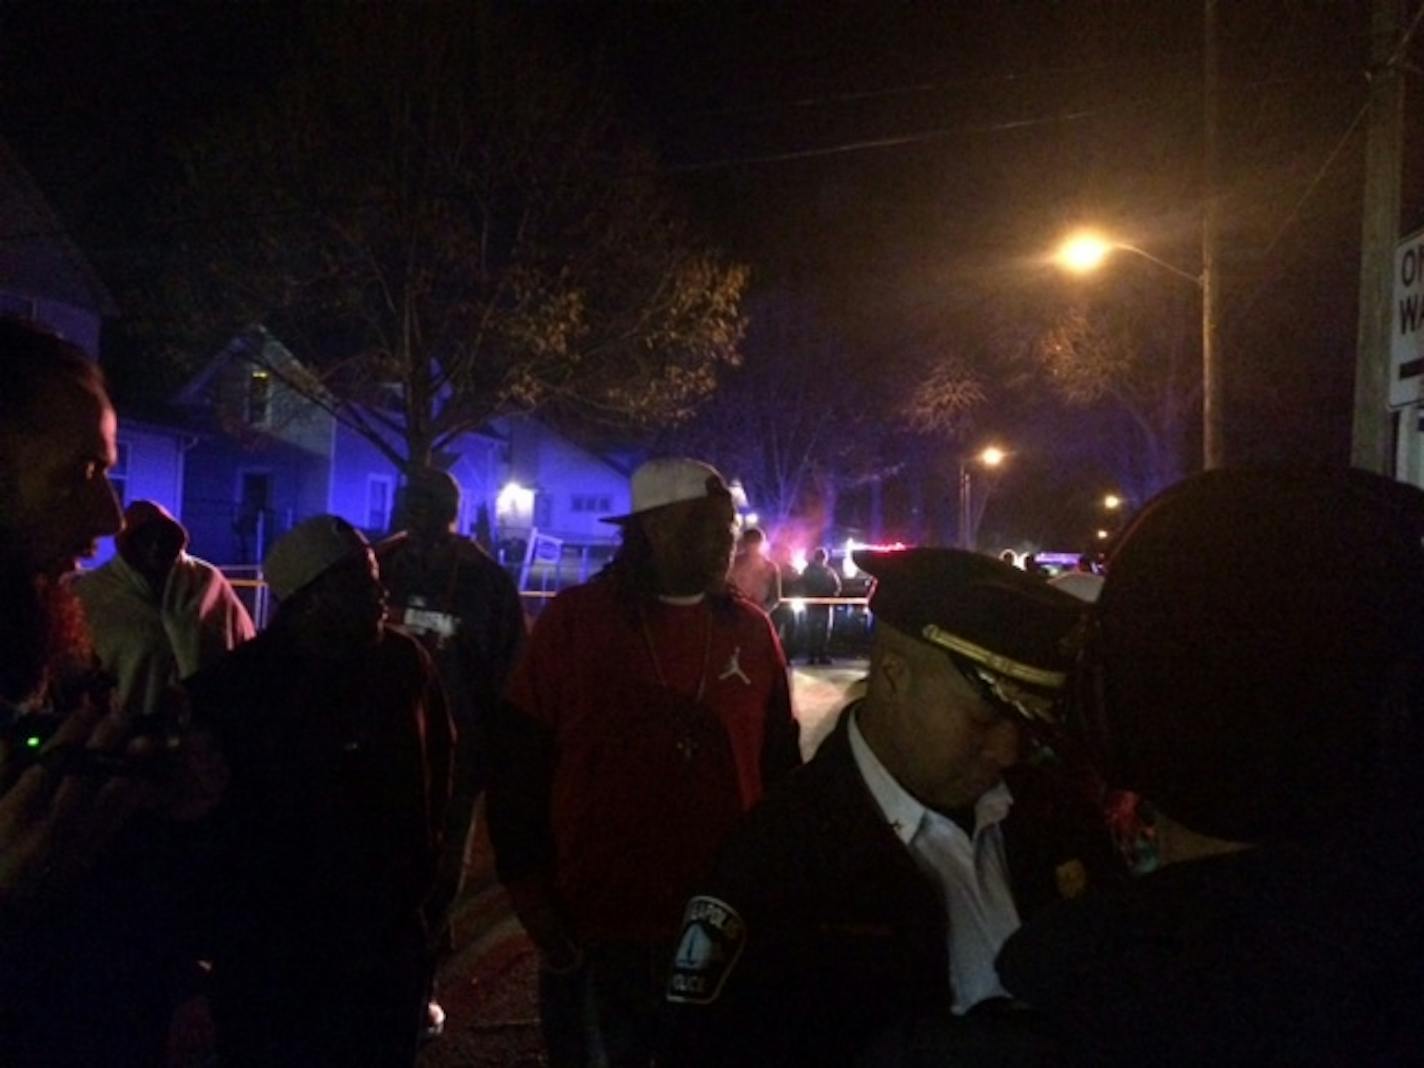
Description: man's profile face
xmin=643 ymin=493 xmax=737 ymax=596
xmin=0 ymin=376 xmax=122 ymax=578
xmin=892 ymin=644 xmax=1022 ymax=810
xmin=303 ymin=549 xmax=387 ymax=648
xmin=125 ymin=523 xmax=186 ymax=583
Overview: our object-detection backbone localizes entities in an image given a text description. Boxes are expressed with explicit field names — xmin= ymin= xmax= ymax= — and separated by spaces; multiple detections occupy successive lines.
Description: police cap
xmin=854 ymin=548 xmax=1085 ymax=727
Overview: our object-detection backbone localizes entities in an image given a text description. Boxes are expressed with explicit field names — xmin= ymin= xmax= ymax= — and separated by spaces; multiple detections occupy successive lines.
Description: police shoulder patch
xmin=665 ymin=895 xmax=747 ymax=1005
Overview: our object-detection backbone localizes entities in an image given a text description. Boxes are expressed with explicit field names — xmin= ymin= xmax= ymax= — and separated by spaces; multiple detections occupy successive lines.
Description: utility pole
xmin=957 ymin=463 xmax=972 ymax=551
xmin=1352 ymin=0 xmax=1405 ymax=475
xmin=1201 ymin=0 xmax=1225 ymax=469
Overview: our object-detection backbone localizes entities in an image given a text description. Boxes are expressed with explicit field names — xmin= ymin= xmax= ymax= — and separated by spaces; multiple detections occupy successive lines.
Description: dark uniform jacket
xmin=662 ymin=706 xmax=1122 ymax=1067
xmin=998 ymin=809 xmax=1424 ymax=1066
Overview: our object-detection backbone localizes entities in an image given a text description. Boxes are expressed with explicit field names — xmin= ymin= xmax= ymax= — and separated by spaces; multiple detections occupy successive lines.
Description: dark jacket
xmin=998 ymin=811 xmax=1424 ymax=1067
xmin=188 ymin=624 xmax=454 ymax=1064
xmin=661 ymin=707 xmax=1122 ymax=1066
xmin=377 ymin=532 xmax=525 ymax=773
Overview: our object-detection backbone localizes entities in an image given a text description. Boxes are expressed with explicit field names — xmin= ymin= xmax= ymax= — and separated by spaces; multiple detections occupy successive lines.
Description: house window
xmin=236 ymin=470 xmax=274 ymax=563
xmin=366 ymin=475 xmax=394 ymax=533
xmin=245 ymin=371 xmax=272 ymax=426
xmin=109 ymin=441 xmax=131 ymax=506
xmin=570 ymin=494 xmax=612 ymax=514
xmin=534 ymin=493 xmax=553 ymax=528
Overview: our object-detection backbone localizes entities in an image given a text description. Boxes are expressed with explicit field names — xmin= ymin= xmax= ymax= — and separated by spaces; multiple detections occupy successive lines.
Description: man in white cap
xmin=487 ymin=457 xmax=801 ymax=1067
xmin=187 ymin=514 xmax=454 ymax=1066
xmin=73 ymin=499 xmax=254 ymax=717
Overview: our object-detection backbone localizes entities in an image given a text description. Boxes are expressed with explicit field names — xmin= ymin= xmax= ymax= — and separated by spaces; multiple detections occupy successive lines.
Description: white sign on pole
xmin=1391 ymin=226 xmax=1424 ymax=410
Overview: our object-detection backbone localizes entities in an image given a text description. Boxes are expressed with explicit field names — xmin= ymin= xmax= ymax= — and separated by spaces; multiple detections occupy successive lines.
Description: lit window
xmin=366 ymin=475 xmax=393 ymax=532
xmin=246 ymin=371 xmax=271 ymax=426
xmin=570 ymin=494 xmax=613 ymax=513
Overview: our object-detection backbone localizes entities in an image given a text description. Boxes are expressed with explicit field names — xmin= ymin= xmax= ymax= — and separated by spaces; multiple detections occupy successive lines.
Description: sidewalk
xmin=417 ymin=817 xmax=542 ymax=1067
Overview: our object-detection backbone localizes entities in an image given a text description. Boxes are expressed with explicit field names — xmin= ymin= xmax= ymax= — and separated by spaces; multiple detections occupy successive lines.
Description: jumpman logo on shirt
xmin=719 ymin=646 xmax=752 ymax=686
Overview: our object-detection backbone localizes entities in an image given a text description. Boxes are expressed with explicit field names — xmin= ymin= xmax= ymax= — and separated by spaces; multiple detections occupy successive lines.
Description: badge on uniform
xmin=665 ymin=896 xmax=746 ymax=1005
xmin=1054 ymin=858 xmax=1089 ymax=900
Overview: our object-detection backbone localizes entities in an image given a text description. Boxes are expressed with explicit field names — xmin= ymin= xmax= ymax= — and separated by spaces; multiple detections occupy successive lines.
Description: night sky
xmin=3 ymin=1 xmax=1419 ymax=546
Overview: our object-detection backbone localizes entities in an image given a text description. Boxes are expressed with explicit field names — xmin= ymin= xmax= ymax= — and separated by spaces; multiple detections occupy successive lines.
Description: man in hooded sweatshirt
xmin=73 ymin=499 xmax=253 ymax=717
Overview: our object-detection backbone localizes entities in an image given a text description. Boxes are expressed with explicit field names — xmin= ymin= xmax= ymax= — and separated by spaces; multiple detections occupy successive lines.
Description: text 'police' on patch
xmin=665 ymin=896 xmax=746 ymax=1005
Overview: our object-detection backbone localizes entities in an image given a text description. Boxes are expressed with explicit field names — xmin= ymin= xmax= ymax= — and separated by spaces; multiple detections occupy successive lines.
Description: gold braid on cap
xmin=968 ymin=667 xmax=1060 ymax=727
xmin=920 ymin=624 xmax=1067 ymax=690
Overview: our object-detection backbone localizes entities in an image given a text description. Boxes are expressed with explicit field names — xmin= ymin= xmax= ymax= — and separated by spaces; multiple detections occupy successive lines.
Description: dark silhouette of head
xmin=1089 ymin=467 xmax=1424 ymax=843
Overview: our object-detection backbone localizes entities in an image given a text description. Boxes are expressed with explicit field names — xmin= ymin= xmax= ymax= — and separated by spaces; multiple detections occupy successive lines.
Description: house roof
xmin=0 ymin=138 xmax=118 ymax=317
xmin=174 ymin=325 xmax=506 ymax=453
xmin=173 ymin=325 xmax=337 ymax=408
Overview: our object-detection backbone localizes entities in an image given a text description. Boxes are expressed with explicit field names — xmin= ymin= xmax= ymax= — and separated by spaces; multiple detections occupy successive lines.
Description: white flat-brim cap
xmin=264 ymin=514 xmax=370 ymax=601
xmin=602 ymin=458 xmax=730 ymax=523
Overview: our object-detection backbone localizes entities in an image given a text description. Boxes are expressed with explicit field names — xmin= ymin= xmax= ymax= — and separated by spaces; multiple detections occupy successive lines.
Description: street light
xmin=958 ymin=445 xmax=1007 ymax=551
xmin=1053 ymin=229 xmax=1222 ymax=469
xmin=1055 ymin=231 xmax=1203 ymax=288
xmin=1103 ymin=493 xmax=1123 ymax=511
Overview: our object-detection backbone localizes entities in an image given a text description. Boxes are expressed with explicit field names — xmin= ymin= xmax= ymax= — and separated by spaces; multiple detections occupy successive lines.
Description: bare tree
xmin=658 ymin=291 xmax=861 ymax=539
xmin=1033 ymin=272 xmax=1200 ymax=500
xmin=136 ymin=4 xmax=746 ymax=471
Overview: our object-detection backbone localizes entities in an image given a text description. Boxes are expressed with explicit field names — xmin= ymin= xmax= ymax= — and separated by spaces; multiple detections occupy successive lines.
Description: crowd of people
xmin=2 ymin=313 xmax=1422 ymax=1066
xmin=731 ymin=528 xmax=847 ymax=665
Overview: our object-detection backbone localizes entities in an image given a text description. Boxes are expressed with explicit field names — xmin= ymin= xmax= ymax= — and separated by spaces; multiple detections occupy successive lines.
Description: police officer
xmin=662 ymin=548 xmax=1122 ymax=1066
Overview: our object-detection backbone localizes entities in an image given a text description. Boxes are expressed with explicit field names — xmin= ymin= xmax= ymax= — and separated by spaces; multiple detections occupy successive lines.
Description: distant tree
xmin=904 ymin=356 xmax=988 ymax=440
xmin=132 ymin=4 xmax=746 ymax=471
xmin=658 ymin=292 xmax=850 ymax=536
xmin=1032 ymin=271 xmax=1200 ymax=500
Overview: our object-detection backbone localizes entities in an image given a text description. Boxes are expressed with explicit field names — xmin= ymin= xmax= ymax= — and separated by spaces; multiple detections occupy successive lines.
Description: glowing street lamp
xmin=1054 ymin=231 xmax=1202 ymax=287
xmin=1057 ymin=231 xmax=1114 ymax=274
xmin=958 ymin=445 xmax=1008 ymax=551
xmin=1103 ymin=493 xmax=1123 ymax=511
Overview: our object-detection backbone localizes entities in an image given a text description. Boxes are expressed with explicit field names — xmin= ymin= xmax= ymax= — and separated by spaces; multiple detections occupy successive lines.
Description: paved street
xmin=416 ymin=659 xmax=868 ymax=1066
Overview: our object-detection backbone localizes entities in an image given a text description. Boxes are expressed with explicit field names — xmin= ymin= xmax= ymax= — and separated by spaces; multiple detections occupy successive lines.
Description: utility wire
xmin=664 ymin=106 xmax=1108 ymax=174
xmin=0 ymin=99 xmax=1130 ymax=246
xmin=1388 ymin=0 xmax=1424 ymax=69
xmin=1222 ymin=98 xmax=1366 ymax=333
xmin=1224 ymin=2 xmax=1421 ymax=331
xmin=682 ymin=27 xmax=1372 ymax=121
xmin=0 ymin=58 xmax=1381 ymax=249
xmin=685 ymin=53 xmax=1200 ymax=118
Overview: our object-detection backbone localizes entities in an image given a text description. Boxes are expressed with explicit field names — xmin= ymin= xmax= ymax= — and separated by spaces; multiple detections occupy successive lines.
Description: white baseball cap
xmin=602 ymin=458 xmax=730 ymax=523
xmin=264 ymin=515 xmax=371 ymax=601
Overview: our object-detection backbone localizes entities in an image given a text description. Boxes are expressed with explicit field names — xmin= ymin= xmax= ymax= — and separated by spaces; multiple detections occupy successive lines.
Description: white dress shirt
xmin=848 ymin=709 xmax=1021 ymax=1013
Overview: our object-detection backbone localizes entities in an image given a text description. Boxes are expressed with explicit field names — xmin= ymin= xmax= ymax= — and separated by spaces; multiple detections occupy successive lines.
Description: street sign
xmin=1391 ymin=226 xmax=1424 ymax=410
